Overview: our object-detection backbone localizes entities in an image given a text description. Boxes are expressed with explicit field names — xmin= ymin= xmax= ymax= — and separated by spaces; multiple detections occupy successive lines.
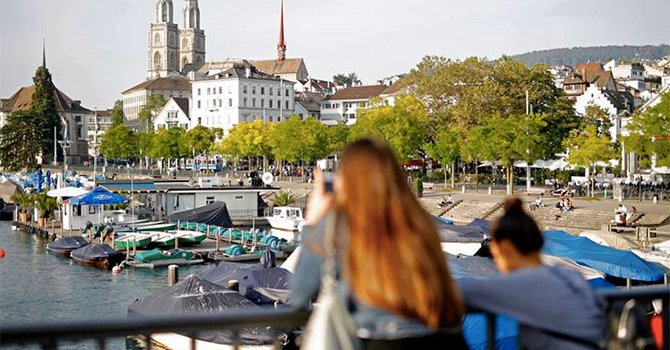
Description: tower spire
xmin=277 ymin=0 xmax=286 ymax=62
xmin=42 ymin=37 xmax=46 ymax=67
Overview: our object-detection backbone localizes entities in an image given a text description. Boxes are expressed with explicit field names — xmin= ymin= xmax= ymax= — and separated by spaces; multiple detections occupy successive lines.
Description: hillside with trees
xmin=510 ymin=44 xmax=670 ymax=66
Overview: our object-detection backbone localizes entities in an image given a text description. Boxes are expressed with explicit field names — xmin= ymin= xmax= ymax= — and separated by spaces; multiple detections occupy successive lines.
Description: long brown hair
xmin=335 ymin=138 xmax=463 ymax=329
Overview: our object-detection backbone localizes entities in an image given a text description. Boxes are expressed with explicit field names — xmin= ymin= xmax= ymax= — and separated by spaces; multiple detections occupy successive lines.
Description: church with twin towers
xmin=149 ymin=0 xmax=206 ymax=78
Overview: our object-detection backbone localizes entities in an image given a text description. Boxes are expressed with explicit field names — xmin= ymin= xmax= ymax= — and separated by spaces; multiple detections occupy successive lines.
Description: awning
xmin=47 ymin=187 xmax=90 ymax=198
xmin=102 ymin=183 xmax=162 ymax=193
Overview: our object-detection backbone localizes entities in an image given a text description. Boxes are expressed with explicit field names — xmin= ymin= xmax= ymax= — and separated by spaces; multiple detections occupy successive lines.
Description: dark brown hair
xmin=491 ymin=197 xmax=543 ymax=254
xmin=335 ymin=138 xmax=463 ymax=329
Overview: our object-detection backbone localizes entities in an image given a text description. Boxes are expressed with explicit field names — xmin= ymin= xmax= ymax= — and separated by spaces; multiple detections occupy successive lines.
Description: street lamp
xmin=58 ymin=140 xmax=71 ymax=172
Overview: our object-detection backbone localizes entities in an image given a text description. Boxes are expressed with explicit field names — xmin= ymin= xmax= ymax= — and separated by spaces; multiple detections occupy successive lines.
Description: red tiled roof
xmin=250 ymin=58 xmax=304 ymax=75
xmin=325 ymin=85 xmax=388 ymax=101
xmin=1 ymin=85 xmax=91 ymax=113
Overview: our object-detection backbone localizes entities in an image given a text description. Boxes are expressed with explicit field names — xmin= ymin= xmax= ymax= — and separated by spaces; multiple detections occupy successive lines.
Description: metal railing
xmin=1 ymin=286 xmax=668 ymax=350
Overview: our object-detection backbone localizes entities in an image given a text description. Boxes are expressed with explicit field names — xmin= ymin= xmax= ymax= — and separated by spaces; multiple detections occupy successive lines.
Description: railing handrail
xmin=0 ymin=285 xmax=667 ymax=347
xmin=0 ymin=308 xmax=310 ymax=345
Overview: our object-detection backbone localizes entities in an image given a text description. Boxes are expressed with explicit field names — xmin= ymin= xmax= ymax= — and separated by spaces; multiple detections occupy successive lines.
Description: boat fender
xmin=0 ymin=249 xmax=5 ymax=258
xmin=112 ymin=264 xmax=122 ymax=274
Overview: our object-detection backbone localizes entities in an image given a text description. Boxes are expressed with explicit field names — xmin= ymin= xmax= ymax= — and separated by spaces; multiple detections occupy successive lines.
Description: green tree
xmin=138 ymin=94 xmax=166 ymax=132
xmin=332 ymin=72 xmax=361 ymax=87
xmin=150 ymin=127 xmax=188 ymax=172
xmin=350 ymin=96 xmax=428 ymax=162
xmin=99 ymin=124 xmax=137 ymax=160
xmin=623 ymin=91 xmax=670 ymax=167
xmin=0 ymin=110 xmax=41 ymax=171
xmin=467 ymin=114 xmax=546 ymax=194
xmin=425 ymin=127 xmax=460 ymax=188
xmin=185 ymin=125 xmax=217 ymax=172
xmin=136 ymin=131 xmax=155 ymax=169
xmin=563 ymin=125 xmax=617 ymax=196
xmin=31 ymin=64 xmax=61 ymax=162
xmin=111 ymin=100 xmax=125 ymax=126
xmin=327 ymin=122 xmax=350 ymax=156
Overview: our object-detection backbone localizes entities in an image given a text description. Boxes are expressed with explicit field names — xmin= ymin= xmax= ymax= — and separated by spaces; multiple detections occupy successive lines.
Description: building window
xmin=277 ymin=116 xmax=282 ymax=122
xmin=277 ymin=100 xmax=280 ymax=108
xmin=206 ymin=196 xmax=215 ymax=205
xmin=198 ymin=117 xmax=202 ymax=125
xmin=269 ymin=100 xmax=273 ymax=108
xmin=207 ymin=88 xmax=210 ymax=95
xmin=269 ymin=87 xmax=274 ymax=95
xmin=285 ymin=100 xmax=289 ymax=110
xmin=252 ymin=98 xmax=256 ymax=107
xmin=243 ymin=97 xmax=247 ymax=107
xmin=219 ymin=87 xmax=222 ymax=94
xmin=260 ymin=87 xmax=265 ymax=95
xmin=285 ymin=89 xmax=289 ymax=97
xmin=219 ymin=99 xmax=222 ymax=107
xmin=197 ymin=101 xmax=201 ymax=108
xmin=269 ymin=116 xmax=273 ymax=122
xmin=243 ymin=85 xmax=248 ymax=94
xmin=252 ymin=86 xmax=256 ymax=94
xmin=261 ymin=99 xmax=265 ymax=108
xmin=229 ymin=98 xmax=233 ymax=107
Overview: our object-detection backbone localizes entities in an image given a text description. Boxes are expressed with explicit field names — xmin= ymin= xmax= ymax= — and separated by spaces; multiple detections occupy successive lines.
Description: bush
xmin=412 ymin=178 xmax=423 ymax=198
xmin=271 ymin=190 xmax=297 ymax=206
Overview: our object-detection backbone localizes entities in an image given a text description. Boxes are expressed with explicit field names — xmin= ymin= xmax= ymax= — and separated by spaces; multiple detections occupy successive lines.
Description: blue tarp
xmin=69 ymin=186 xmax=129 ymax=205
xmin=588 ymin=278 xmax=615 ymax=289
xmin=469 ymin=218 xmax=491 ymax=235
xmin=447 ymin=254 xmax=517 ymax=349
xmin=543 ymin=230 xmax=665 ymax=282
xmin=434 ymin=216 xmax=454 ymax=225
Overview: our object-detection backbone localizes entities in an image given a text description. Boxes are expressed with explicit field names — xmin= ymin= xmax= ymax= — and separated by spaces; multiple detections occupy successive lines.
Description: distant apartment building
xmin=294 ymin=78 xmax=338 ymax=95
xmin=294 ymin=92 xmax=323 ymax=119
xmin=574 ymin=85 xmax=633 ymax=142
xmin=190 ymin=60 xmax=295 ymax=133
xmin=549 ymin=65 xmax=573 ymax=88
xmin=87 ymin=109 xmax=113 ymax=157
xmin=121 ymin=75 xmax=191 ymax=130
xmin=320 ymin=85 xmax=389 ymax=125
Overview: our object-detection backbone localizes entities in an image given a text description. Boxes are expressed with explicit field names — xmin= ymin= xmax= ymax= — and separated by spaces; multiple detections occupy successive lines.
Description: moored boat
xmin=113 ymin=233 xmax=153 ymax=250
xmin=265 ymin=206 xmax=304 ymax=232
xmin=147 ymin=231 xmax=177 ymax=249
xmin=128 ymin=248 xmax=204 ymax=268
xmin=133 ymin=223 xmax=177 ymax=232
xmin=173 ymin=230 xmax=207 ymax=246
xmin=47 ymin=237 xmax=90 ymax=257
xmin=71 ymin=244 xmax=125 ymax=269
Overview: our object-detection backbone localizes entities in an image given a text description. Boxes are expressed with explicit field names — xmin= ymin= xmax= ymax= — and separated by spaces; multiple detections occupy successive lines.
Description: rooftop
xmin=122 ymin=76 xmax=191 ymax=95
xmin=325 ymin=85 xmax=388 ymax=101
xmin=1 ymin=85 xmax=91 ymax=114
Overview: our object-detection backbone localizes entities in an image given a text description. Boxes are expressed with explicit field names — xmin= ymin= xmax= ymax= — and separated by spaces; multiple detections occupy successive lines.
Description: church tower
xmin=179 ymin=0 xmax=206 ymax=71
xmin=277 ymin=0 xmax=286 ymax=62
xmin=148 ymin=0 xmax=179 ymax=78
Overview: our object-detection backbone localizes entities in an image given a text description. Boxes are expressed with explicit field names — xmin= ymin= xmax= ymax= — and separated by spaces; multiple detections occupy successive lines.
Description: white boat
xmin=266 ymin=206 xmax=305 ymax=232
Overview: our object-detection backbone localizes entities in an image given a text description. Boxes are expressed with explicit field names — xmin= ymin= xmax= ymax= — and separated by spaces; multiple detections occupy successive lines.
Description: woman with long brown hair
xmin=291 ymin=138 xmax=465 ymax=349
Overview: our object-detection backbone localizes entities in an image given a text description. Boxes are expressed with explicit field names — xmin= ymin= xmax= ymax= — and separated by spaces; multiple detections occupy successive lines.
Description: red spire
xmin=277 ymin=0 xmax=286 ymax=61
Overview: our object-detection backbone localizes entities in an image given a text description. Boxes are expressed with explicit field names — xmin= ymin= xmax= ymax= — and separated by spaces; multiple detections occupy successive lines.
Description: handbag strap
xmin=321 ymin=212 xmax=339 ymax=285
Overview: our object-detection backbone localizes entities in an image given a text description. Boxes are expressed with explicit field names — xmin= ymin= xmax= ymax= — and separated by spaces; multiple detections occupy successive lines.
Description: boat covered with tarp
xmin=47 ymin=237 xmax=90 ymax=256
xmin=543 ymin=230 xmax=666 ymax=282
xmin=198 ymin=261 xmax=292 ymax=305
xmin=434 ymin=219 xmax=488 ymax=256
xmin=168 ymin=201 xmax=233 ymax=227
xmin=127 ymin=275 xmax=280 ymax=346
xmin=70 ymin=243 xmax=124 ymax=269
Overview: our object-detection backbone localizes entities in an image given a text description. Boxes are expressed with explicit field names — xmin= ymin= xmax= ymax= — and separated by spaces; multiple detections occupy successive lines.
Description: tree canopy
xmin=31 ymin=64 xmax=61 ymax=162
xmin=332 ymin=73 xmax=361 ymax=87
xmin=139 ymin=94 xmax=166 ymax=132
xmin=350 ymin=96 xmax=428 ymax=162
xmin=111 ymin=100 xmax=125 ymax=126
xmin=0 ymin=110 xmax=41 ymax=171
xmin=99 ymin=124 xmax=137 ymax=160
xmin=623 ymin=91 xmax=670 ymax=167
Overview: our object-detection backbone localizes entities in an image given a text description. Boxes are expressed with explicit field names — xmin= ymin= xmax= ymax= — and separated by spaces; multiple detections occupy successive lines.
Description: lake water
xmin=0 ymin=221 xmax=213 ymax=349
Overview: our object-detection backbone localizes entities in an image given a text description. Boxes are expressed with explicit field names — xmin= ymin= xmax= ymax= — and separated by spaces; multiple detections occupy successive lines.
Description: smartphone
xmin=323 ymin=172 xmax=335 ymax=193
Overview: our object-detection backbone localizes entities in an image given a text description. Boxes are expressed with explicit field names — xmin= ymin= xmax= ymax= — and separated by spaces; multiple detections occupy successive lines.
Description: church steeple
xmin=155 ymin=0 xmax=174 ymax=23
xmin=183 ymin=0 xmax=200 ymax=29
xmin=42 ymin=38 xmax=46 ymax=67
xmin=277 ymin=0 xmax=286 ymax=62
xmin=149 ymin=0 xmax=179 ymax=78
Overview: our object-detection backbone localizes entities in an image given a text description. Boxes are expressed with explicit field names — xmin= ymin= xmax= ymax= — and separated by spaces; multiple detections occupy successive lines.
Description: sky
xmin=1 ymin=0 xmax=668 ymax=109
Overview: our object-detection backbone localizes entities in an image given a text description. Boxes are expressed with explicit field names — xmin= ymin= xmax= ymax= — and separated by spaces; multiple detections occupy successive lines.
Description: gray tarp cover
xmin=446 ymin=254 xmax=499 ymax=279
xmin=127 ymin=275 xmax=276 ymax=345
xmin=434 ymin=218 xmax=488 ymax=243
xmin=168 ymin=201 xmax=233 ymax=227
xmin=71 ymin=243 xmax=121 ymax=259
xmin=198 ymin=262 xmax=292 ymax=305
xmin=47 ymin=237 xmax=89 ymax=251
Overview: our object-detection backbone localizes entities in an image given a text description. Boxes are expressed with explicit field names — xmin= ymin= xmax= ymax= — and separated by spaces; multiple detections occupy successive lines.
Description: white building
xmin=574 ymin=85 xmax=632 ymax=142
xmin=121 ymin=75 xmax=191 ymax=130
xmin=190 ymin=60 xmax=295 ymax=133
xmin=87 ymin=110 xmax=113 ymax=157
xmin=153 ymin=97 xmax=191 ymax=130
xmin=294 ymin=92 xmax=322 ymax=120
xmin=320 ymin=85 xmax=388 ymax=126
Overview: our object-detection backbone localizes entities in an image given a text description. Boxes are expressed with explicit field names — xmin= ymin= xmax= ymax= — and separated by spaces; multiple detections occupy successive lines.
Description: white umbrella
xmin=47 ymin=187 xmax=90 ymax=198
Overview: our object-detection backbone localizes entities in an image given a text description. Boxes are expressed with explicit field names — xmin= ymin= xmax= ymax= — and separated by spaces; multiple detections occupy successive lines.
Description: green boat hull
xmin=177 ymin=234 xmax=207 ymax=246
xmin=114 ymin=237 xmax=152 ymax=250
xmin=135 ymin=249 xmax=195 ymax=263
